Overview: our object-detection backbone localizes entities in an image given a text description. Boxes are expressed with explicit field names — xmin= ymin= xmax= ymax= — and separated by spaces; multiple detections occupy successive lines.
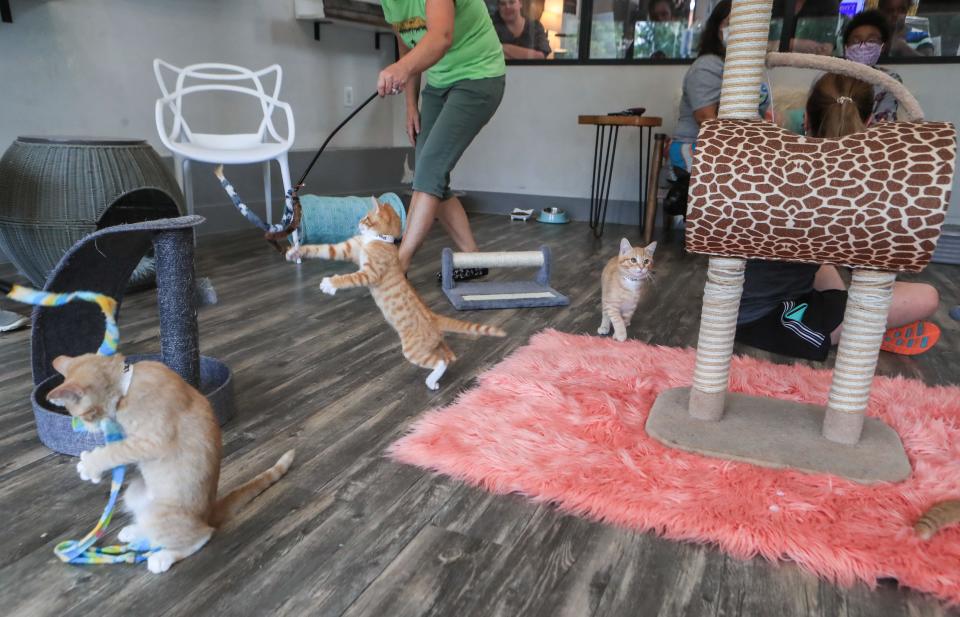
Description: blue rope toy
xmin=0 ymin=278 xmax=161 ymax=564
xmin=53 ymin=418 xmax=160 ymax=564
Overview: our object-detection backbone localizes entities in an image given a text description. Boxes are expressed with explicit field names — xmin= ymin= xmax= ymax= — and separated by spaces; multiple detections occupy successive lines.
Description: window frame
xmin=504 ymin=0 xmax=960 ymax=65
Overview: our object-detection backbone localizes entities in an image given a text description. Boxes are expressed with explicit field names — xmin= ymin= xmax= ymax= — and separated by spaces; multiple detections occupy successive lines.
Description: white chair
xmin=153 ymin=60 xmax=296 ymax=239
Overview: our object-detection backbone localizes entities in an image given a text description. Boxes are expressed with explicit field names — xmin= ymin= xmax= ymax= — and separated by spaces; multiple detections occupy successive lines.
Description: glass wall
xmin=485 ymin=0 xmax=583 ymax=60
xmin=497 ymin=0 xmax=960 ymax=62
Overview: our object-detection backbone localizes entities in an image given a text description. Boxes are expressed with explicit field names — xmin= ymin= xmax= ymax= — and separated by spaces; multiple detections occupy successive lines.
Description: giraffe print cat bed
xmin=685 ymin=119 xmax=957 ymax=272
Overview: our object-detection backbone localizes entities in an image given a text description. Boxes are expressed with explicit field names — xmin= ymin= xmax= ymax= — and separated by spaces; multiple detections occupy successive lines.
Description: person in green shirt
xmin=379 ymin=0 xmax=506 ymax=278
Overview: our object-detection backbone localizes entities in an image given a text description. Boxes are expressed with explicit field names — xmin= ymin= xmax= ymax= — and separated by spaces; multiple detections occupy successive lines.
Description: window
xmin=780 ymin=0 xmax=960 ymax=59
xmin=500 ymin=0 xmax=960 ymax=63
xmin=486 ymin=0 xmax=583 ymax=60
xmin=588 ymin=0 xmax=693 ymax=59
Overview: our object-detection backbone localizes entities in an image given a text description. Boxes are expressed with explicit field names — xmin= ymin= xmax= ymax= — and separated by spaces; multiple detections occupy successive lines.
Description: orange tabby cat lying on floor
xmin=48 ymin=353 xmax=295 ymax=573
xmin=599 ymin=238 xmax=656 ymax=342
xmin=286 ymin=199 xmax=506 ymax=390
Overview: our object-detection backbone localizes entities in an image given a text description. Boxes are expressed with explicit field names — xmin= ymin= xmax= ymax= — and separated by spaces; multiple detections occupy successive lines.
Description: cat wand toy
xmin=0 ymin=277 xmax=160 ymax=564
xmin=216 ymin=91 xmax=382 ymax=254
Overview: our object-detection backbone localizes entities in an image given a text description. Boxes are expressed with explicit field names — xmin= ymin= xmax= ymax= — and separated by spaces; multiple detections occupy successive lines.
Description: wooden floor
xmin=1 ymin=214 xmax=959 ymax=617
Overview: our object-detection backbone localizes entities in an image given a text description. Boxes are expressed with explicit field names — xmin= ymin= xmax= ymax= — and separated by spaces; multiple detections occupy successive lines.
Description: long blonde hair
xmin=806 ymin=73 xmax=874 ymax=138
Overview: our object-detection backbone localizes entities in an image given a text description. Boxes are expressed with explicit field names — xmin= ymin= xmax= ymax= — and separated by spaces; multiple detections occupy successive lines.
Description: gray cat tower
xmin=29 ymin=216 xmax=234 ymax=456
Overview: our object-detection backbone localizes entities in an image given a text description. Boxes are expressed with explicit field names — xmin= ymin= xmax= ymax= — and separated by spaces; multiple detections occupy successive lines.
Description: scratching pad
xmin=29 ymin=216 xmax=234 ymax=456
xmin=441 ymin=246 xmax=569 ymax=310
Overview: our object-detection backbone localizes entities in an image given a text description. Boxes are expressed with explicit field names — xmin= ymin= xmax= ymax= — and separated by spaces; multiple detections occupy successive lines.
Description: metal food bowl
xmin=537 ymin=207 xmax=569 ymax=224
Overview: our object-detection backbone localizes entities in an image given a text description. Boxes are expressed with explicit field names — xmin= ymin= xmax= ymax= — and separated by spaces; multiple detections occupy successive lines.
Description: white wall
xmin=453 ymin=64 xmax=960 ymax=225
xmin=2 ymin=0 xmax=958 ymax=228
xmin=0 ymin=0 xmax=401 ymax=153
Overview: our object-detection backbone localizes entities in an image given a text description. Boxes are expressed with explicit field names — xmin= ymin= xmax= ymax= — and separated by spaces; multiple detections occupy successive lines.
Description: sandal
xmin=880 ymin=320 xmax=940 ymax=355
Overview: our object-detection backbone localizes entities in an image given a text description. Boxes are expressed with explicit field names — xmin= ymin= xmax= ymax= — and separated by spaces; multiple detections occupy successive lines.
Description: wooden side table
xmin=578 ymin=115 xmax=665 ymax=240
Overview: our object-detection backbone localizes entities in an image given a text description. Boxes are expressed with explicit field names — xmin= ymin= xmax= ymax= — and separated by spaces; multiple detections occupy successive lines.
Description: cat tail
xmin=209 ymin=449 xmax=296 ymax=527
xmin=434 ymin=315 xmax=506 ymax=338
xmin=915 ymin=499 xmax=960 ymax=540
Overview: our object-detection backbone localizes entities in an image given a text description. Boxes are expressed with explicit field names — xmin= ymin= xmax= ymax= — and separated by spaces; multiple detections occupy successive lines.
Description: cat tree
xmin=646 ymin=0 xmax=956 ymax=483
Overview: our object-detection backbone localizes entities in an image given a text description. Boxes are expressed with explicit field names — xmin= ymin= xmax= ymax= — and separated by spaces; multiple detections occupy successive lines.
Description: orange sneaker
xmin=880 ymin=320 xmax=940 ymax=355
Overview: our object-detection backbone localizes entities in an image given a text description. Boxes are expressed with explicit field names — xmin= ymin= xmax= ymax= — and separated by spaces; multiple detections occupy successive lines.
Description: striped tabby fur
xmin=287 ymin=199 xmax=505 ymax=390
xmin=915 ymin=500 xmax=960 ymax=540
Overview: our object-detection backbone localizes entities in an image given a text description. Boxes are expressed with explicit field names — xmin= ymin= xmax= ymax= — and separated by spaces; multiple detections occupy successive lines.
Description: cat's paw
xmin=147 ymin=550 xmax=176 ymax=574
xmin=77 ymin=451 xmax=103 ymax=484
xmin=425 ymin=378 xmax=440 ymax=391
xmin=319 ymin=277 xmax=338 ymax=295
xmin=613 ymin=331 xmax=628 ymax=342
xmin=285 ymin=246 xmax=302 ymax=262
xmin=118 ymin=525 xmax=142 ymax=543
xmin=597 ymin=324 xmax=610 ymax=335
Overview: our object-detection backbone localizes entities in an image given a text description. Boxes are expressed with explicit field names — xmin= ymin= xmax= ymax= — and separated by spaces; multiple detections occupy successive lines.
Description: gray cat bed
xmin=28 ymin=215 xmax=234 ymax=456
xmin=0 ymin=137 xmax=184 ymax=289
xmin=441 ymin=246 xmax=569 ymax=310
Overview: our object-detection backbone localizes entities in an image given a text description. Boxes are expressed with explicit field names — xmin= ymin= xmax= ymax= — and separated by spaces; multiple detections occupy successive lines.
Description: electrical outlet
xmin=344 ymin=86 xmax=354 ymax=107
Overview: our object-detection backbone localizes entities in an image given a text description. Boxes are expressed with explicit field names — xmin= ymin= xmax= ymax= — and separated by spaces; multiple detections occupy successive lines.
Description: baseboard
xmin=459 ymin=189 xmax=665 ymax=234
xmin=932 ymin=225 xmax=960 ymax=265
xmin=0 ymin=146 xmax=414 ymax=265
xmin=174 ymin=146 xmax=414 ymax=237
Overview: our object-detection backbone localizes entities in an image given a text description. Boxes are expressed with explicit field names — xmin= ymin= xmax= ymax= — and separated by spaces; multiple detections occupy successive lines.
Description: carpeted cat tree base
xmin=646 ymin=387 xmax=911 ymax=484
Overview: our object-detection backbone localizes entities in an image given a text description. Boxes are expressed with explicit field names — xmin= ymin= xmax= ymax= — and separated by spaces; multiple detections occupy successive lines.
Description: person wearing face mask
xmin=842 ymin=9 xmax=903 ymax=124
xmin=669 ymin=0 xmax=770 ymax=174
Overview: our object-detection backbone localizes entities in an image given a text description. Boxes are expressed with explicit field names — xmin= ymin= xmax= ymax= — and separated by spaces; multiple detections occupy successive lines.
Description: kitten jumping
xmin=598 ymin=238 xmax=656 ymax=342
xmin=48 ymin=353 xmax=294 ymax=574
xmin=286 ymin=199 xmax=506 ymax=390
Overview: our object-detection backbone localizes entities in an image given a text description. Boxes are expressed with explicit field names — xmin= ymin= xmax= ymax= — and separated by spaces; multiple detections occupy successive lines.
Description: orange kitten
xmin=286 ymin=199 xmax=506 ymax=390
xmin=598 ymin=238 xmax=656 ymax=342
xmin=915 ymin=500 xmax=960 ymax=540
xmin=48 ymin=353 xmax=294 ymax=573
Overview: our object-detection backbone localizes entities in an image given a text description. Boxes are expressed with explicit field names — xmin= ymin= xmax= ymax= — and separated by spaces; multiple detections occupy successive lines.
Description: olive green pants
xmin=414 ymin=75 xmax=505 ymax=200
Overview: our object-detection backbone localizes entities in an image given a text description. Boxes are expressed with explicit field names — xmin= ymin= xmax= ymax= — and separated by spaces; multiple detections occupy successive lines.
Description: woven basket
xmin=0 ymin=137 xmax=184 ymax=287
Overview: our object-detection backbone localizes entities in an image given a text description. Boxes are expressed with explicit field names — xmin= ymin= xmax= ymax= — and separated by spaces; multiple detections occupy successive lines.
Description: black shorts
xmin=735 ymin=290 xmax=848 ymax=361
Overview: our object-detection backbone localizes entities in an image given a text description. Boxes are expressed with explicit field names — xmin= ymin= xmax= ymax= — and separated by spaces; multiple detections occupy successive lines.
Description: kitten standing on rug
xmin=598 ymin=238 xmax=656 ymax=342
xmin=915 ymin=500 xmax=960 ymax=540
xmin=286 ymin=199 xmax=506 ymax=390
xmin=48 ymin=353 xmax=295 ymax=573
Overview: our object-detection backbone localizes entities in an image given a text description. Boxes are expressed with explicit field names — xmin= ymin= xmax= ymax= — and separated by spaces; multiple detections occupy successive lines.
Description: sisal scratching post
xmin=823 ymin=270 xmax=896 ymax=444
xmin=689 ymin=257 xmax=745 ymax=420
xmin=685 ymin=0 xmax=770 ymax=421
xmin=441 ymin=246 xmax=569 ymax=310
xmin=154 ymin=227 xmax=200 ymax=388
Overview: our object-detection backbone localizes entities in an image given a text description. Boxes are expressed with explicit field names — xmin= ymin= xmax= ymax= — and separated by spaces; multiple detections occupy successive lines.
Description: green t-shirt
xmin=382 ymin=0 xmax=506 ymax=88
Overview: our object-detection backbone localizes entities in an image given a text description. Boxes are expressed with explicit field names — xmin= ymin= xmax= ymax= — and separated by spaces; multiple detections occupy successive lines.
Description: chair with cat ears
xmin=153 ymin=60 xmax=297 ymax=245
xmin=29 ymin=216 xmax=235 ymax=456
xmin=645 ymin=0 xmax=957 ymax=484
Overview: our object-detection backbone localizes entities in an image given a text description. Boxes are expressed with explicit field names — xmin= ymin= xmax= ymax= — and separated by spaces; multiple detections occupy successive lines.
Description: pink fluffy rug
xmin=389 ymin=329 xmax=960 ymax=603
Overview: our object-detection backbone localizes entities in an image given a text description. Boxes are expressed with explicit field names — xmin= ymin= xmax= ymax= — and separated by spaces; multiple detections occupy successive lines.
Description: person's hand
xmin=405 ymin=104 xmax=420 ymax=146
xmin=378 ymin=63 xmax=410 ymax=97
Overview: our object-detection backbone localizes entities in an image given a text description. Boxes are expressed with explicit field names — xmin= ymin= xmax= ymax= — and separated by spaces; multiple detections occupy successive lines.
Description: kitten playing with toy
xmin=48 ymin=353 xmax=294 ymax=573
xmin=286 ymin=199 xmax=506 ymax=390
